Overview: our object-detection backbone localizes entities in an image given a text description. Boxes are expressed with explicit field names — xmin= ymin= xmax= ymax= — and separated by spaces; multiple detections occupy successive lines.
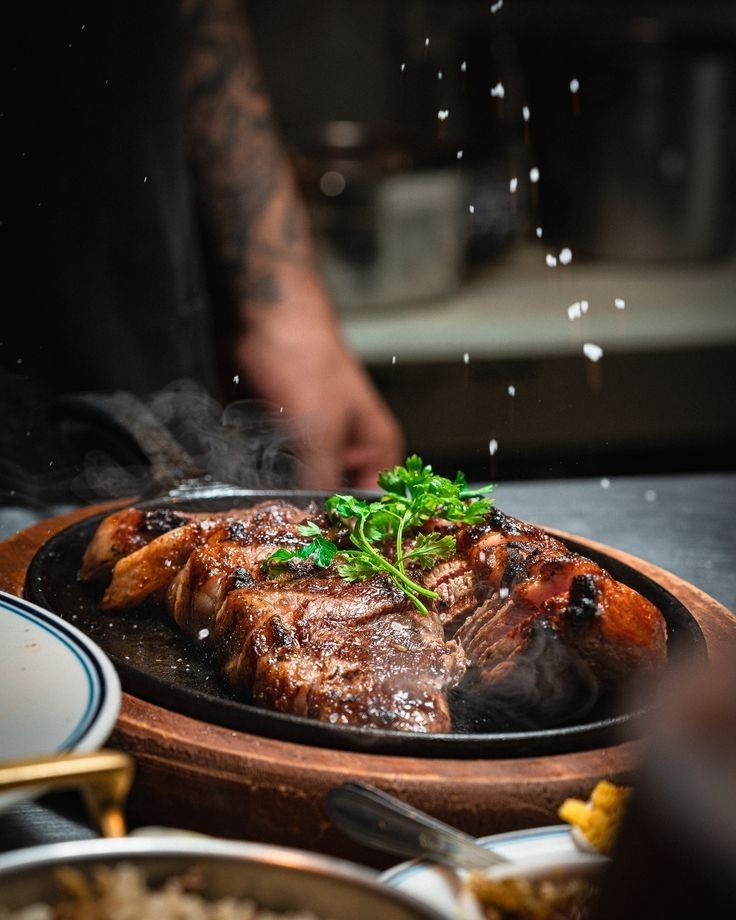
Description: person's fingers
xmin=341 ymin=405 xmax=404 ymax=489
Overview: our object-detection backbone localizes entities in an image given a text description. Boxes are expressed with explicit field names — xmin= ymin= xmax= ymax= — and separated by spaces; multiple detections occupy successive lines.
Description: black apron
xmin=2 ymin=0 xmax=214 ymax=393
xmin=2 ymin=1 xmax=217 ymax=497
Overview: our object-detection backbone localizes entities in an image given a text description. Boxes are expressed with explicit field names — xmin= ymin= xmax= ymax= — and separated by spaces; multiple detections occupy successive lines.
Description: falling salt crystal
xmin=460 ymin=60 xmax=467 ymax=73
xmin=559 ymin=247 xmax=572 ymax=265
xmin=568 ymin=300 xmax=589 ymax=320
xmin=233 ymin=373 xmax=239 ymax=384
xmin=545 ymin=254 xmax=557 ymax=267
xmin=570 ymin=77 xmax=580 ymax=94
xmin=437 ymin=109 xmax=449 ymax=121
xmin=536 ymin=226 xmax=543 ymax=238
xmin=479 ymin=551 xmax=486 ymax=563
xmin=456 ymin=149 xmax=464 ymax=160
xmin=600 ymin=477 xmax=611 ymax=489
xmin=143 ymin=176 xmax=148 ymax=184
xmin=425 ymin=37 xmax=430 ymax=47
xmin=81 ymin=24 xmax=85 ymax=30
xmin=529 ymin=167 xmax=540 ymax=183
xmin=198 ymin=628 xmax=210 ymax=640
xmin=507 ymin=384 xmax=516 ymax=397
xmin=615 ymin=297 xmax=626 ymax=310
xmin=522 ymin=105 xmax=531 ymax=122
xmin=490 ymin=82 xmax=505 ymax=99
xmin=463 ymin=352 xmax=470 ymax=364
xmin=491 ymin=0 xmax=504 ymax=12
xmin=645 ymin=490 xmax=657 ymax=502
xmin=469 ymin=204 xmax=475 ymax=213
xmin=391 ymin=355 xmax=397 ymax=365
xmin=437 ymin=71 xmax=443 ymax=80
xmin=509 ymin=177 xmax=518 ymax=193
xmin=489 ymin=438 xmax=498 ymax=456
xmin=583 ymin=342 xmax=603 ymax=362
xmin=400 ymin=62 xmax=406 ymax=72
xmin=499 ymin=587 xmax=509 ymax=599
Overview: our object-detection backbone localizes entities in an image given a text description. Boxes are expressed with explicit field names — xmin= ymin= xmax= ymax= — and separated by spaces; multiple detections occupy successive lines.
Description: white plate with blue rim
xmin=0 ymin=590 xmax=121 ymax=809
xmin=380 ymin=825 xmax=607 ymax=919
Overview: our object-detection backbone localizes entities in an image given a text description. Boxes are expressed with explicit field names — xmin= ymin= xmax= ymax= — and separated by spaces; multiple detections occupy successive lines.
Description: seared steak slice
xmin=206 ymin=573 xmax=465 ymax=733
xmin=167 ymin=501 xmax=326 ymax=640
xmin=80 ymin=507 xmax=197 ymax=581
xmin=99 ymin=518 xmax=224 ymax=610
xmin=451 ymin=515 xmax=667 ymax=726
xmin=98 ymin=500 xmax=320 ymax=610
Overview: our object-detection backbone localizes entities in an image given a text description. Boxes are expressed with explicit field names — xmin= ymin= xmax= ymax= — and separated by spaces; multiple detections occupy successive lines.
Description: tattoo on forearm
xmin=181 ymin=0 xmax=314 ymax=309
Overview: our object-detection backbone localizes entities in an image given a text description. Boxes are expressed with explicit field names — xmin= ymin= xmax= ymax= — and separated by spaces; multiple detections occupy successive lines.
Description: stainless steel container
xmin=294 ymin=122 xmax=466 ymax=312
xmin=0 ymin=837 xmax=445 ymax=919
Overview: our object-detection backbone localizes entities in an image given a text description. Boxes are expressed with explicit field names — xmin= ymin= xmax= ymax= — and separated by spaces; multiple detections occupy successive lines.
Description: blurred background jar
xmin=292 ymin=120 xmax=467 ymax=311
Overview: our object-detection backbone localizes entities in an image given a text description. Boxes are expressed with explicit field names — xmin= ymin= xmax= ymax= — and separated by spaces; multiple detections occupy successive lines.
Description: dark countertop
xmin=1 ymin=472 xmax=733 ymax=856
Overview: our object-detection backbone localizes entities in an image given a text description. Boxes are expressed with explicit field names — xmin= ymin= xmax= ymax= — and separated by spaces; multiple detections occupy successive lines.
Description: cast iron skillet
xmin=24 ymin=486 xmax=707 ymax=759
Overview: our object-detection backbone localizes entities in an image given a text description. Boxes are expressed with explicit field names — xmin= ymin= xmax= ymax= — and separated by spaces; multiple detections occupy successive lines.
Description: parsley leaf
xmin=264 ymin=457 xmax=494 ymax=615
xmin=263 ymin=523 xmax=338 ymax=572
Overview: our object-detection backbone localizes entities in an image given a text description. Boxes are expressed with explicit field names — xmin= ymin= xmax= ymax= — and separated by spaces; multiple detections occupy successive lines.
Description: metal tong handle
xmin=325 ymin=782 xmax=508 ymax=871
xmin=0 ymin=749 xmax=134 ymax=838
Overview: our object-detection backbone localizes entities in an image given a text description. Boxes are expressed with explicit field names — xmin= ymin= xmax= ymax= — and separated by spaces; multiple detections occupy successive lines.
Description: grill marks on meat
xmin=208 ymin=576 xmax=463 ymax=732
xmin=83 ymin=499 xmax=668 ymax=732
xmin=167 ymin=501 xmax=325 ymax=641
xmin=444 ymin=512 xmax=667 ymax=725
xmin=88 ymin=500 xmax=319 ymax=610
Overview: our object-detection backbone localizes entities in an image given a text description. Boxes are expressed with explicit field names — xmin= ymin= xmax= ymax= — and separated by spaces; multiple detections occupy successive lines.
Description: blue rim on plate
xmin=0 ymin=590 xmax=121 ymax=761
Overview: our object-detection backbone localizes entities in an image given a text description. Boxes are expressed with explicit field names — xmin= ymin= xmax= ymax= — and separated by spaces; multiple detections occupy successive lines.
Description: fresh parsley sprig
xmin=263 ymin=456 xmax=495 ymax=615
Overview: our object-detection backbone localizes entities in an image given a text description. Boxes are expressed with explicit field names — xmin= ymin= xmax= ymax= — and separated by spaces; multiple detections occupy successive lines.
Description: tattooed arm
xmin=180 ymin=0 xmax=402 ymax=488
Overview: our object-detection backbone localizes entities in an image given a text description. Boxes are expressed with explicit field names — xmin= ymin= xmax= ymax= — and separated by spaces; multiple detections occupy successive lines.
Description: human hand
xmin=236 ymin=318 xmax=403 ymax=490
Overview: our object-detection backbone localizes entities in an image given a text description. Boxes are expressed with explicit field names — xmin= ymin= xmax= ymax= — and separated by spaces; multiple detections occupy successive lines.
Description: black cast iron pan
xmin=25 ymin=486 xmax=707 ymax=760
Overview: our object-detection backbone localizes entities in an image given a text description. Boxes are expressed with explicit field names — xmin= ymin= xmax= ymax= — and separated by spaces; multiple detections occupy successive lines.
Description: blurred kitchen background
xmin=245 ymin=0 xmax=736 ymax=482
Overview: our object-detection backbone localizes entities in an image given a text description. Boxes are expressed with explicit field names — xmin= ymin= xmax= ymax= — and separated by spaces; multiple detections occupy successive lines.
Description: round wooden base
xmin=3 ymin=504 xmax=734 ymax=867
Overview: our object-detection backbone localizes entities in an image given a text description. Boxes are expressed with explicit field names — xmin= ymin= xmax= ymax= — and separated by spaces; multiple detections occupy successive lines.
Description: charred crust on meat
xmin=462 ymin=507 xmax=521 ymax=546
xmin=269 ymin=616 xmax=297 ymax=649
xmin=501 ymin=545 xmax=538 ymax=589
xmin=566 ymin=574 xmax=600 ymax=624
xmin=230 ymin=566 xmax=256 ymax=590
xmin=142 ymin=509 xmax=188 ymax=535
xmin=226 ymin=521 xmax=250 ymax=543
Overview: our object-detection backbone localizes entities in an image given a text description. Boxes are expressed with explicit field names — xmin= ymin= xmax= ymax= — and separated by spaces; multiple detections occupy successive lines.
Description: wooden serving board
xmin=2 ymin=502 xmax=735 ymax=867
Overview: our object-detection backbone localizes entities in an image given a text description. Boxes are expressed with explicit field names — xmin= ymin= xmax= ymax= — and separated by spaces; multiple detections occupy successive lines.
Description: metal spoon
xmin=325 ymin=782 xmax=509 ymax=871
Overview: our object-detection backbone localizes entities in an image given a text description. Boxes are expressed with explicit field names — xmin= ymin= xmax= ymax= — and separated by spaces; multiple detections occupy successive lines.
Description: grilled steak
xmin=205 ymin=573 xmax=463 ymax=732
xmin=83 ymin=499 xmax=668 ymax=732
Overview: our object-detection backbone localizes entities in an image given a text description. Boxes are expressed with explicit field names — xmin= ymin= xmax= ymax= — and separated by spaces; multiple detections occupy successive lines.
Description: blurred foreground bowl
xmin=0 ymin=836 xmax=446 ymax=919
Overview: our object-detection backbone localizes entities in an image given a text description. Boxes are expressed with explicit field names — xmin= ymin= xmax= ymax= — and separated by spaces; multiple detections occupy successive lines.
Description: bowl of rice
xmin=0 ymin=836 xmax=445 ymax=920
